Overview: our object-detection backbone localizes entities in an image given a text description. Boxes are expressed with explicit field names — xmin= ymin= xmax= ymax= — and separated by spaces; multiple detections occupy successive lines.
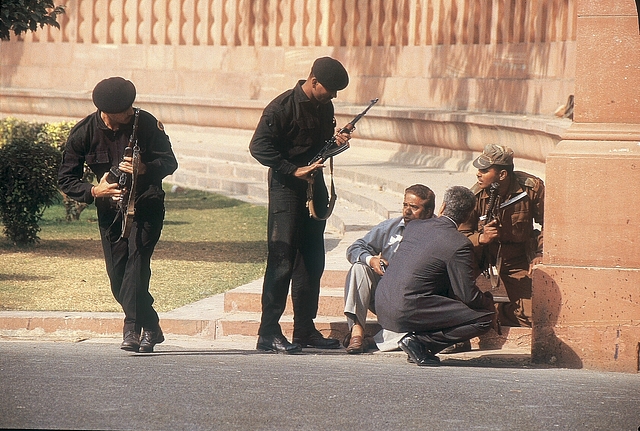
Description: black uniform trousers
xmin=258 ymin=169 xmax=327 ymax=338
xmin=98 ymin=204 xmax=164 ymax=335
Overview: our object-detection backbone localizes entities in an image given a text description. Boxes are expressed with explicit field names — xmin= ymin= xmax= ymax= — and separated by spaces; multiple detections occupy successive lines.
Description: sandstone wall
xmin=1 ymin=0 xmax=576 ymax=165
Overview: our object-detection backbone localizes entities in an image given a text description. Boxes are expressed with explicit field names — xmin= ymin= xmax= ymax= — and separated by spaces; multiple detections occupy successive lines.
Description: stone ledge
xmin=0 ymin=88 xmax=571 ymax=165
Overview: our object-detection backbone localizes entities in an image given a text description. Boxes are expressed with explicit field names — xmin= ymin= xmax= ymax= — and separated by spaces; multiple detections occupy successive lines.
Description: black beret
xmin=92 ymin=77 xmax=136 ymax=113
xmin=312 ymin=57 xmax=349 ymax=92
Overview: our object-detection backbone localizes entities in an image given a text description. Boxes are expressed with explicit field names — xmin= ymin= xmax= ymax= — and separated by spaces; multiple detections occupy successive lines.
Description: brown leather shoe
xmin=346 ymin=335 xmax=365 ymax=354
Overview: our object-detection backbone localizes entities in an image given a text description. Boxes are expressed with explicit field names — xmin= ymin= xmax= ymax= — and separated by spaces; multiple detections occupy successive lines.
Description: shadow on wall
xmin=429 ymin=43 xmax=559 ymax=115
xmin=427 ymin=0 xmax=572 ymax=117
xmin=1 ymin=40 xmax=25 ymax=88
xmin=339 ymin=46 xmax=399 ymax=106
xmin=531 ymin=268 xmax=583 ymax=369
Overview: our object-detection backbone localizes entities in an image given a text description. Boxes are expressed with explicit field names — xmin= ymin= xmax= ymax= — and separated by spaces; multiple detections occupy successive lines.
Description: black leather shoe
xmin=293 ymin=330 xmax=340 ymax=349
xmin=257 ymin=334 xmax=302 ymax=354
xmin=120 ymin=330 xmax=141 ymax=352
xmin=440 ymin=340 xmax=472 ymax=354
xmin=398 ymin=334 xmax=440 ymax=366
xmin=139 ymin=328 xmax=165 ymax=353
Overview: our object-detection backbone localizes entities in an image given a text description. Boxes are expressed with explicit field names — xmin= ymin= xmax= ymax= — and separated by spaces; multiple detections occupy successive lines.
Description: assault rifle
xmin=306 ymin=98 xmax=378 ymax=221
xmin=309 ymin=98 xmax=378 ymax=165
xmin=477 ymin=181 xmax=509 ymax=305
xmin=479 ymin=182 xmax=500 ymax=231
xmin=105 ymin=108 xmax=140 ymax=240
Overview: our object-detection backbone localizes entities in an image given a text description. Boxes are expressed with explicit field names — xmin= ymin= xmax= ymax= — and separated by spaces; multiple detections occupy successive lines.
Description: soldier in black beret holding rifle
xmin=59 ymin=77 xmax=178 ymax=353
xmin=249 ymin=57 xmax=352 ymax=353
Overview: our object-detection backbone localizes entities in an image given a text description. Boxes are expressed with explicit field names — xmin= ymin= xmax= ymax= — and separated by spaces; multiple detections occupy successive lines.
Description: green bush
xmin=0 ymin=117 xmax=87 ymax=223
xmin=0 ymin=137 xmax=62 ymax=244
xmin=0 ymin=117 xmax=43 ymax=147
xmin=38 ymin=121 xmax=77 ymax=152
xmin=38 ymin=121 xmax=92 ymax=221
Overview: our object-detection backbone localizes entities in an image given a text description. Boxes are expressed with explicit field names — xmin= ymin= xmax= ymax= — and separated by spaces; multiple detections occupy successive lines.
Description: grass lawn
xmin=0 ymin=184 xmax=267 ymax=312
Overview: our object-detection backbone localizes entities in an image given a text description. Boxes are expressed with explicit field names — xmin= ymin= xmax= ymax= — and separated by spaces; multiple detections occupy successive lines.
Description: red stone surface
xmin=544 ymin=140 xmax=640 ymax=268
xmin=532 ymin=265 xmax=639 ymax=373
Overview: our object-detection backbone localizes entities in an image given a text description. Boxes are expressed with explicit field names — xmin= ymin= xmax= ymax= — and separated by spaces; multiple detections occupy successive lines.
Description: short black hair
xmin=404 ymin=184 xmax=435 ymax=215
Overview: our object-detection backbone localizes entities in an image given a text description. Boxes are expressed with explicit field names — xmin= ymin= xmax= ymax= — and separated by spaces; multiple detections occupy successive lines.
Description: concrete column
xmin=531 ymin=1 xmax=640 ymax=373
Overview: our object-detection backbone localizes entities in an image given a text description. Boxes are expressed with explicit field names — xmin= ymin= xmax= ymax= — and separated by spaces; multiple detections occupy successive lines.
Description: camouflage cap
xmin=473 ymin=144 xmax=514 ymax=169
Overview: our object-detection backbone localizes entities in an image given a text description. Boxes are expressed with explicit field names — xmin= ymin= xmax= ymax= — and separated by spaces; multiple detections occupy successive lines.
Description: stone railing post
xmin=532 ymin=1 xmax=640 ymax=373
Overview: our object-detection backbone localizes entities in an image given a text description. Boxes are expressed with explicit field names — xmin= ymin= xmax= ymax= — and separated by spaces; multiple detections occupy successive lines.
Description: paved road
xmin=1 ymin=338 xmax=639 ymax=431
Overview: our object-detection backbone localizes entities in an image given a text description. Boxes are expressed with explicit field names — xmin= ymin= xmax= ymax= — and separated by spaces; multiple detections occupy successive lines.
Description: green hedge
xmin=0 ymin=117 xmax=81 ymax=245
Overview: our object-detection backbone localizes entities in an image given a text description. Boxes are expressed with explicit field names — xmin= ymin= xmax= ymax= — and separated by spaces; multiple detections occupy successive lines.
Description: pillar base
xmin=532 ymin=265 xmax=640 ymax=373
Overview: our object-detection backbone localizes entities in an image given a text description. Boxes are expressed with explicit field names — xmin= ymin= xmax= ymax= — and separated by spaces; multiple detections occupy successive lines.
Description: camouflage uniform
xmin=459 ymin=171 xmax=544 ymax=327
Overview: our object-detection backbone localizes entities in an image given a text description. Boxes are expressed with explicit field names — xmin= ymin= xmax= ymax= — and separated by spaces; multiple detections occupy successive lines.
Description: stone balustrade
xmin=1 ymin=0 xmax=576 ymax=166
xmin=22 ymin=0 xmax=575 ymax=47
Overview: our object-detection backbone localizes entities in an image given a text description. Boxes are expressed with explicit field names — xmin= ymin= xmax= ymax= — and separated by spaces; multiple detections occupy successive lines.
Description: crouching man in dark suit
xmin=375 ymin=186 xmax=497 ymax=366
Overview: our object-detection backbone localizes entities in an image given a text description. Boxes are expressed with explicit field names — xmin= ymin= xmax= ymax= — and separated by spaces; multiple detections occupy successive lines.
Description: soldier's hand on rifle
xmin=479 ymin=219 xmax=500 ymax=244
xmin=93 ymin=172 xmax=122 ymax=200
xmin=335 ymin=124 xmax=353 ymax=146
xmin=294 ymin=162 xmax=324 ymax=183
xmin=119 ymin=156 xmax=147 ymax=175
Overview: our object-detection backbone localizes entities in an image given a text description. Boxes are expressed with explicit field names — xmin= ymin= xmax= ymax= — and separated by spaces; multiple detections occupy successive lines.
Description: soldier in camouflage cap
xmin=455 ymin=144 xmax=545 ymax=345
xmin=472 ymin=144 xmax=514 ymax=169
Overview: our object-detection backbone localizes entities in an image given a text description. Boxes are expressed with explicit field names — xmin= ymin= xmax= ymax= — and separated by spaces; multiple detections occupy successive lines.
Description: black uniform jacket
xmin=375 ymin=216 xmax=494 ymax=334
xmin=249 ymin=80 xmax=336 ymax=176
xmin=58 ymin=109 xmax=178 ymax=207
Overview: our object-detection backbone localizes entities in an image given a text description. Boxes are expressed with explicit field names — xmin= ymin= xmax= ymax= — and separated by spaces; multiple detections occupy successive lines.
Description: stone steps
xmin=168 ymin=148 xmax=402 ymax=230
xmin=214 ymin=271 xmax=531 ymax=350
xmin=163 ymin=125 xmax=531 ymax=351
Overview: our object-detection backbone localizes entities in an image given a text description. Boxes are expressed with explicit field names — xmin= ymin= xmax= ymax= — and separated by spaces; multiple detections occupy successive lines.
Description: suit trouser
xmin=98 ymin=206 xmax=163 ymax=335
xmin=258 ymin=172 xmax=327 ymax=338
xmin=344 ymin=262 xmax=380 ymax=330
xmin=413 ymin=314 xmax=493 ymax=354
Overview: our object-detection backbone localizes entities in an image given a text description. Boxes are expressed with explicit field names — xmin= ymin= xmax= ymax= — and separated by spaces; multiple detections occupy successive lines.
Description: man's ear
xmin=437 ymin=202 xmax=446 ymax=217
xmin=499 ymin=169 xmax=508 ymax=181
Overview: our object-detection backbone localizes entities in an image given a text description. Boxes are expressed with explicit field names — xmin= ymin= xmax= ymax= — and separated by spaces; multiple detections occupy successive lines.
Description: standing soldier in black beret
xmin=249 ymin=57 xmax=350 ymax=353
xmin=59 ymin=77 xmax=178 ymax=353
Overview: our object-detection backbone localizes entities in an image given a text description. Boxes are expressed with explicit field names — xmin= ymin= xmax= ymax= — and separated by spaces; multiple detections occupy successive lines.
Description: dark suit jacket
xmin=375 ymin=216 xmax=494 ymax=333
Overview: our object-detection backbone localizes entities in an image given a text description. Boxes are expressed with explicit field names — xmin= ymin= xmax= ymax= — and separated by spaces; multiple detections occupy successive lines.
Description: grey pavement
xmin=1 ymin=338 xmax=639 ymax=431
xmin=2 ymin=120 xmax=639 ymax=430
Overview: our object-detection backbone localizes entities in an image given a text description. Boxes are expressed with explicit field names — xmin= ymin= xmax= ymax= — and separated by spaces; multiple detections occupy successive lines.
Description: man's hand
xmin=119 ymin=156 xmax=146 ymax=175
xmin=528 ymin=255 xmax=543 ymax=275
xmin=93 ymin=172 xmax=121 ymax=199
xmin=371 ymin=253 xmax=388 ymax=276
xmin=294 ymin=162 xmax=324 ymax=183
xmin=334 ymin=129 xmax=351 ymax=146
xmin=479 ymin=219 xmax=500 ymax=244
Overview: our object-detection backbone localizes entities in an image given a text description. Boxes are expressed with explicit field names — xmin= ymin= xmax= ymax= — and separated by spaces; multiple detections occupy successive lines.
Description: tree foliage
xmin=0 ymin=0 xmax=65 ymax=41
